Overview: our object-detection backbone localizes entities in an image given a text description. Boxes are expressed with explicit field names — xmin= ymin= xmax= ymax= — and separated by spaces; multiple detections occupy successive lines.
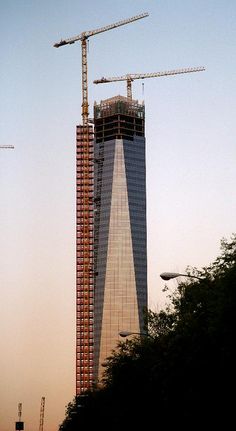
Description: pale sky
xmin=0 ymin=1 xmax=235 ymax=430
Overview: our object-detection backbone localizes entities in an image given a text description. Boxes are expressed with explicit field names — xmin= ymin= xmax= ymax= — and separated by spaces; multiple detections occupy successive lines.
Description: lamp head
xmin=119 ymin=331 xmax=133 ymax=338
xmin=160 ymin=272 xmax=181 ymax=280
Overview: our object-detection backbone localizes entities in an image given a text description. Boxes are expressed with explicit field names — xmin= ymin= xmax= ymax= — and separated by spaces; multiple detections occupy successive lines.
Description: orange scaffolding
xmin=76 ymin=125 xmax=94 ymax=394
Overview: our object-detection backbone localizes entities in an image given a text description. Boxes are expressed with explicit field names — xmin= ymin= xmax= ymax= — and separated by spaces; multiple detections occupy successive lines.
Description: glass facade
xmin=93 ymin=96 xmax=147 ymax=382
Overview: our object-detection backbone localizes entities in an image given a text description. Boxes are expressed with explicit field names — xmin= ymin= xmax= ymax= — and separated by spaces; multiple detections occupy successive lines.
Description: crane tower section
xmin=39 ymin=397 xmax=45 ymax=431
xmin=15 ymin=403 xmax=24 ymax=430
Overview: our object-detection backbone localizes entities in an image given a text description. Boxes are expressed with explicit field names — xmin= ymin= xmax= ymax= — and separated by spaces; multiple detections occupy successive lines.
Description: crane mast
xmin=18 ymin=403 xmax=22 ymax=422
xmin=15 ymin=403 xmax=24 ymax=431
xmin=39 ymin=397 xmax=45 ymax=431
xmin=94 ymin=66 xmax=206 ymax=99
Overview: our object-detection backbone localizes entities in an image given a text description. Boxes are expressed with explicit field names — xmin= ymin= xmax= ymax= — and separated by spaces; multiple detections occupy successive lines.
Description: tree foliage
xmin=59 ymin=234 xmax=236 ymax=430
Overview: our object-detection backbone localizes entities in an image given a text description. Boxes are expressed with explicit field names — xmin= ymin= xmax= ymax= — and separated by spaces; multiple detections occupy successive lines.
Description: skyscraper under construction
xmin=76 ymin=94 xmax=147 ymax=391
xmin=54 ymin=9 xmax=204 ymax=397
xmin=76 ymin=94 xmax=147 ymax=394
xmin=53 ymin=11 xmax=149 ymax=397
xmin=93 ymin=95 xmax=147 ymax=382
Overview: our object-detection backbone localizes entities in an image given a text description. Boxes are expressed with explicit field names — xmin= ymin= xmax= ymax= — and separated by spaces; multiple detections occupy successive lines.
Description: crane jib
xmin=53 ymin=12 xmax=149 ymax=48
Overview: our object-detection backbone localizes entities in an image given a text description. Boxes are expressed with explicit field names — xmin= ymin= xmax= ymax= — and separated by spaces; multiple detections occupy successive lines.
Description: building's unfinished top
xmin=94 ymin=94 xmax=143 ymax=105
xmin=94 ymin=94 xmax=144 ymax=119
xmin=98 ymin=94 xmax=137 ymax=103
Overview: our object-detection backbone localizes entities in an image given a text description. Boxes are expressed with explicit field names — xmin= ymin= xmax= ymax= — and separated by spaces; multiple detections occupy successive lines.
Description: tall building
xmin=93 ymin=95 xmax=147 ymax=382
xmin=76 ymin=95 xmax=147 ymax=392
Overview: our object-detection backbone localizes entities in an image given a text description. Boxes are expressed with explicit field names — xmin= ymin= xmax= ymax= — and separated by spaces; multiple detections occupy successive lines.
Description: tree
xmin=59 ymin=234 xmax=236 ymax=430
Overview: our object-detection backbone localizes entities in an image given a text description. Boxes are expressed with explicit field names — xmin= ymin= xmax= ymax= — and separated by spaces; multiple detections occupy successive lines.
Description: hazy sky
xmin=1 ymin=1 xmax=235 ymax=429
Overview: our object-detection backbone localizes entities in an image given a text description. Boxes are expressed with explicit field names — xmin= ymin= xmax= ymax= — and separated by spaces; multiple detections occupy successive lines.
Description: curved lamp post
xmin=119 ymin=330 xmax=147 ymax=338
xmin=160 ymin=272 xmax=202 ymax=281
xmin=119 ymin=330 xmax=154 ymax=339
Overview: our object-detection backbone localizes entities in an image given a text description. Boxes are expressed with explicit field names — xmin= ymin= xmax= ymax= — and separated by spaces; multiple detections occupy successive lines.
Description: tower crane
xmin=0 ymin=145 xmax=14 ymax=149
xmin=39 ymin=397 xmax=45 ymax=431
xmin=53 ymin=12 xmax=148 ymax=126
xmin=15 ymin=403 xmax=24 ymax=430
xmin=94 ymin=66 xmax=206 ymax=100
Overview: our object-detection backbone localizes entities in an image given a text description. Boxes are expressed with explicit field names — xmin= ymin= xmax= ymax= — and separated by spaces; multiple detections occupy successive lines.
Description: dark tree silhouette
xmin=59 ymin=234 xmax=236 ymax=430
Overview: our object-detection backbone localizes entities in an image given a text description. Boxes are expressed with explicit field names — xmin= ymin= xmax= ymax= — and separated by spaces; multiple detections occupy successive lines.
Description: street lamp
xmin=119 ymin=330 xmax=147 ymax=338
xmin=160 ymin=272 xmax=202 ymax=281
xmin=119 ymin=330 xmax=153 ymax=339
